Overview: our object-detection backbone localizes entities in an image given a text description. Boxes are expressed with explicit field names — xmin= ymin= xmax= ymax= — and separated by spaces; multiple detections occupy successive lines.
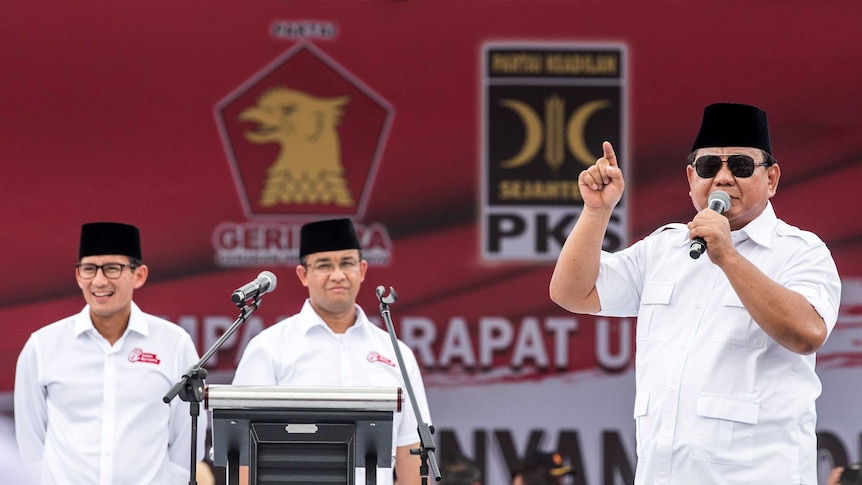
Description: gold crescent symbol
xmin=567 ymin=100 xmax=611 ymax=167
xmin=499 ymin=99 xmax=543 ymax=168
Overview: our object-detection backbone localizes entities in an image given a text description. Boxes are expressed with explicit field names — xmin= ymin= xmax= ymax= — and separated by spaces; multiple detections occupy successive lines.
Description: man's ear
xmin=133 ymin=264 xmax=149 ymax=289
xmin=359 ymin=259 xmax=368 ymax=283
xmin=767 ymin=163 xmax=781 ymax=198
xmin=295 ymin=264 xmax=310 ymax=287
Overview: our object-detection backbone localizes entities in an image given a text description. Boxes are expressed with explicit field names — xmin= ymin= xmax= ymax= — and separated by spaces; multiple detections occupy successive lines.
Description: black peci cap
xmin=299 ymin=218 xmax=361 ymax=259
xmin=79 ymin=222 xmax=142 ymax=260
xmin=692 ymin=102 xmax=772 ymax=155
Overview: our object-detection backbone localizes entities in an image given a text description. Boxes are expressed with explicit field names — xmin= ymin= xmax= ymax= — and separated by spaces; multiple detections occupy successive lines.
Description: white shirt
xmin=232 ymin=300 xmax=431 ymax=485
xmin=0 ymin=417 xmax=28 ymax=484
xmin=14 ymin=303 xmax=207 ymax=485
xmin=595 ymin=202 xmax=841 ymax=485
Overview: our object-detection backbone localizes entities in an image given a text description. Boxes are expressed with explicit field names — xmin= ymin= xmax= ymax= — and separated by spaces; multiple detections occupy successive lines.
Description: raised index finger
xmin=603 ymin=141 xmax=618 ymax=167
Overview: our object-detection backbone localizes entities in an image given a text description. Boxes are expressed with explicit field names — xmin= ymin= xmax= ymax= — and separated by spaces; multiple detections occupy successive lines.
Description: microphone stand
xmin=376 ymin=286 xmax=441 ymax=484
xmin=163 ymin=295 xmax=264 ymax=485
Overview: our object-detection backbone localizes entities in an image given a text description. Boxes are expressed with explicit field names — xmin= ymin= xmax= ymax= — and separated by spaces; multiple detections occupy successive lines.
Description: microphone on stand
xmin=375 ymin=285 xmax=441 ymax=482
xmin=689 ymin=190 xmax=731 ymax=259
xmin=165 ymin=271 xmax=276 ymax=485
xmin=230 ymin=271 xmax=277 ymax=304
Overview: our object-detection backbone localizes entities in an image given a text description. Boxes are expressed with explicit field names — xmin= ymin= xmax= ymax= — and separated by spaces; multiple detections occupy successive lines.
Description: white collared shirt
xmin=232 ymin=300 xmax=431 ymax=485
xmin=14 ymin=302 xmax=207 ymax=485
xmin=595 ymin=202 xmax=841 ymax=485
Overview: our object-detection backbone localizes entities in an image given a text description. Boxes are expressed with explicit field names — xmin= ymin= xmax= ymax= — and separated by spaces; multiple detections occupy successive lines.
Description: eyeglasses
xmin=76 ymin=263 xmax=136 ymax=279
xmin=692 ymin=154 xmax=771 ymax=178
xmin=306 ymin=258 xmax=360 ymax=275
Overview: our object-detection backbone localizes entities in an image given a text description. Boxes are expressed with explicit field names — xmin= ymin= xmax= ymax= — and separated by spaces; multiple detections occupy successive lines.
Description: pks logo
xmin=216 ymin=42 xmax=392 ymax=220
xmin=481 ymin=44 xmax=628 ymax=261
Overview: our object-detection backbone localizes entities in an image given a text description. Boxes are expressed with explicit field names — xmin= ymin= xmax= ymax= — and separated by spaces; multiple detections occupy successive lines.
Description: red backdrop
xmin=3 ymin=1 xmax=862 ymax=483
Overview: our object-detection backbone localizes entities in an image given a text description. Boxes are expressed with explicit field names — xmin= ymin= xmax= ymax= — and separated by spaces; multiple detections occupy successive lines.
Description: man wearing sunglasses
xmin=14 ymin=222 xmax=208 ymax=484
xmin=550 ymin=103 xmax=841 ymax=484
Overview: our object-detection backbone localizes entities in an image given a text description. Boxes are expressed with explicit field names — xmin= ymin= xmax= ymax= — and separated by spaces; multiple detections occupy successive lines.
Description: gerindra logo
xmin=240 ymin=88 xmax=353 ymax=208
xmin=212 ymin=42 xmax=394 ymax=268
xmin=216 ymin=42 xmax=392 ymax=220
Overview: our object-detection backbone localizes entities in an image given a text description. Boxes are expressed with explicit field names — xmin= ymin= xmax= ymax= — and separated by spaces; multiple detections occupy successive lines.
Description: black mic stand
xmin=376 ymin=286 xmax=441 ymax=484
xmin=163 ymin=295 xmax=264 ymax=485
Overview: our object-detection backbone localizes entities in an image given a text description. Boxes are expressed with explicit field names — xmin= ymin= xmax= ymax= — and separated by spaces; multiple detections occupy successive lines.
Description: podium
xmin=206 ymin=385 xmax=402 ymax=485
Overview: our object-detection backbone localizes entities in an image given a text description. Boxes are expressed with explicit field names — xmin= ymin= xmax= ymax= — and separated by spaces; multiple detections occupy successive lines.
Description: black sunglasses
xmin=692 ymin=154 xmax=771 ymax=178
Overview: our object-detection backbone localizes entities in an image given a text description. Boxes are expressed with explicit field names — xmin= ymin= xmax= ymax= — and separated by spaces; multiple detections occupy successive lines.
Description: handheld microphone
xmin=689 ymin=190 xmax=731 ymax=259
xmin=230 ymin=271 xmax=277 ymax=304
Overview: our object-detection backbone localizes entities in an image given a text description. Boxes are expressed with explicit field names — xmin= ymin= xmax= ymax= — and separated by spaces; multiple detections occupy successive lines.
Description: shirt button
xmin=662 ymin=431 xmax=670 ymax=438
xmin=667 ymin=385 xmax=675 ymax=392
xmin=680 ymin=344 xmax=687 ymax=351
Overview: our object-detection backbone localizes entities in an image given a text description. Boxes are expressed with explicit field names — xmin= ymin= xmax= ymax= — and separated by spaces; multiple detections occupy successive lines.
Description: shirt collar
xmin=297 ymin=299 xmax=369 ymax=336
xmin=72 ymin=301 xmax=148 ymax=338
xmin=734 ymin=201 xmax=776 ymax=248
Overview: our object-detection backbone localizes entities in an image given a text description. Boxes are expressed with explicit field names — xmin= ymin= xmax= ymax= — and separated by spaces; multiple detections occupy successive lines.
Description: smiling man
xmin=14 ymin=222 xmax=207 ymax=484
xmin=232 ymin=218 xmax=431 ymax=485
xmin=549 ymin=103 xmax=841 ymax=484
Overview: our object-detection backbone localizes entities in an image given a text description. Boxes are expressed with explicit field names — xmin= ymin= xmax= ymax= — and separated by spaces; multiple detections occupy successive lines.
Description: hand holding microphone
xmin=689 ymin=190 xmax=731 ymax=259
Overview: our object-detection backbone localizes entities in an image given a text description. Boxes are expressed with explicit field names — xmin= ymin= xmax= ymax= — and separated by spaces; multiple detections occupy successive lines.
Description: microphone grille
xmin=259 ymin=270 xmax=277 ymax=292
xmin=709 ymin=190 xmax=731 ymax=213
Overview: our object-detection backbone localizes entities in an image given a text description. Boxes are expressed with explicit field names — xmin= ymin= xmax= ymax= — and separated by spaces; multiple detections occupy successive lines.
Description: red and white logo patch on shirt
xmin=128 ymin=348 xmax=161 ymax=364
xmin=367 ymin=351 xmax=395 ymax=367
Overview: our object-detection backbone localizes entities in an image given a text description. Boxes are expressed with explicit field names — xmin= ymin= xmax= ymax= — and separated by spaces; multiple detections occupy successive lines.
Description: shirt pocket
xmin=692 ymin=392 xmax=760 ymax=466
xmin=709 ymin=293 xmax=769 ymax=348
xmin=636 ymin=281 xmax=674 ymax=341
xmin=633 ymin=392 xmax=650 ymax=459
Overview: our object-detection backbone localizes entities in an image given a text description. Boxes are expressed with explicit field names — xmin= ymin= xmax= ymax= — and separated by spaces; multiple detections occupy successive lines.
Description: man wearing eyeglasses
xmin=232 ymin=218 xmax=431 ymax=485
xmin=14 ymin=222 xmax=207 ymax=484
xmin=549 ymin=103 xmax=841 ymax=484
